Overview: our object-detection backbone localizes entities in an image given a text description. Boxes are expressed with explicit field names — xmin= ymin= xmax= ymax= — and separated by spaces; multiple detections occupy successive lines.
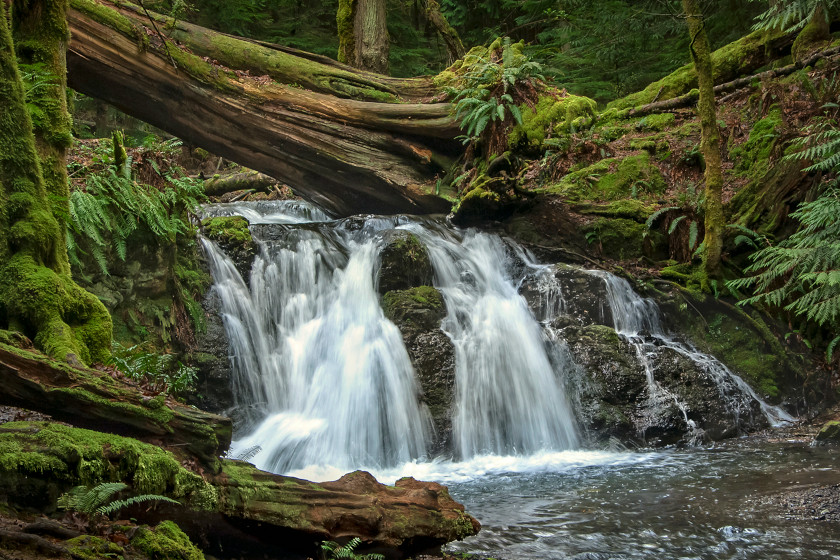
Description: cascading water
xmin=589 ymin=270 xmax=794 ymax=435
xmin=202 ymin=202 xmax=431 ymax=475
xmin=406 ymin=226 xmax=579 ymax=458
xmin=201 ymin=201 xmax=581 ymax=477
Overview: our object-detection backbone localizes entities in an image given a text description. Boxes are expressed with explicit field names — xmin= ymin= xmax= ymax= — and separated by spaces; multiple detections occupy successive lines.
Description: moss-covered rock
xmin=791 ymin=7 xmax=831 ymax=62
xmin=66 ymin=535 xmax=125 ymax=560
xmin=377 ymin=232 xmax=433 ymax=294
xmin=582 ymin=217 xmax=648 ymax=260
xmin=815 ymin=420 xmax=840 ymax=442
xmin=131 ymin=520 xmax=204 ymax=560
xmin=201 ymin=216 xmax=256 ymax=283
xmin=730 ymin=107 xmax=782 ymax=177
xmin=382 ymin=286 xmax=453 ymax=453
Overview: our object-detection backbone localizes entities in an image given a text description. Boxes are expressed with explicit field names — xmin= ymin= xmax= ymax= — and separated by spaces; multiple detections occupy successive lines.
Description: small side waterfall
xmin=591 ymin=271 xmax=794 ymax=434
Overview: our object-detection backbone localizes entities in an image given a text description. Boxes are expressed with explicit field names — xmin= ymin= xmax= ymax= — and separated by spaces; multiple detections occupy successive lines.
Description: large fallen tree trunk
xmin=0 ymin=344 xmax=231 ymax=466
xmin=66 ymin=0 xmax=460 ymax=216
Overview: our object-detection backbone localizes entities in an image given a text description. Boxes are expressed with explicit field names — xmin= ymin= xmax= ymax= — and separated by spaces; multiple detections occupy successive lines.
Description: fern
xmin=751 ymin=0 xmax=838 ymax=32
xmin=320 ymin=538 xmax=384 ymax=560
xmin=58 ymin=482 xmax=179 ymax=517
xmin=728 ymin=116 xmax=840 ymax=355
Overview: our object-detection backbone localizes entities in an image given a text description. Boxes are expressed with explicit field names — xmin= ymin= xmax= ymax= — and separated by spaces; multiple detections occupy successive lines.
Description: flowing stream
xmin=199 ymin=200 xmax=838 ymax=559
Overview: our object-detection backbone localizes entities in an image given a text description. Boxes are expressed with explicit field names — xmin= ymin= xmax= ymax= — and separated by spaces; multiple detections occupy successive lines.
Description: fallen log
xmin=0 ymin=344 xmax=231 ymax=466
xmin=204 ymin=170 xmax=280 ymax=198
xmin=628 ymin=44 xmax=840 ymax=117
xmin=0 ymin=422 xmax=479 ymax=555
xmin=66 ymin=0 xmax=460 ymax=216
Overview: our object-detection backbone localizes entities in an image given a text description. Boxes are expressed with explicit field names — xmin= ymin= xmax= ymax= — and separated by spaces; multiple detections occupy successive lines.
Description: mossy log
xmin=0 ymin=345 xmax=231 ymax=466
xmin=0 ymin=421 xmax=479 ymax=554
xmin=203 ymin=171 xmax=280 ymax=198
xmin=66 ymin=0 xmax=460 ymax=216
xmin=608 ymin=28 xmax=797 ymax=110
xmin=209 ymin=462 xmax=480 ymax=552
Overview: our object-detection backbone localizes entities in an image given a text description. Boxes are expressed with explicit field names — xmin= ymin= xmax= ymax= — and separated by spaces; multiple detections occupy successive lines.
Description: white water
xmin=203 ymin=203 xmax=431 ymax=474
xmin=407 ymin=226 xmax=579 ymax=458
xmin=202 ymin=200 xmax=793 ymax=484
xmin=590 ymin=270 xmax=794 ymax=434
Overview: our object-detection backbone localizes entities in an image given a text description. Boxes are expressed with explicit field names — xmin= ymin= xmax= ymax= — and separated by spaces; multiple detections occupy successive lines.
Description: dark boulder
xmin=377 ymin=231 xmax=434 ymax=294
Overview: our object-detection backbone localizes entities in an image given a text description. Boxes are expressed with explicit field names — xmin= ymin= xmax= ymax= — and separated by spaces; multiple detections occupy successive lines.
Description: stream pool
xmin=431 ymin=438 xmax=840 ymax=559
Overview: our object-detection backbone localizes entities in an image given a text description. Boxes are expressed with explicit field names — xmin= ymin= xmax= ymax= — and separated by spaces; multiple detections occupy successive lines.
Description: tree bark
xmin=355 ymin=0 xmax=389 ymax=74
xmin=0 ymin=0 xmax=111 ymax=365
xmin=683 ymin=0 xmax=724 ymax=284
xmin=424 ymin=0 xmax=465 ymax=63
xmin=66 ymin=0 xmax=459 ymax=216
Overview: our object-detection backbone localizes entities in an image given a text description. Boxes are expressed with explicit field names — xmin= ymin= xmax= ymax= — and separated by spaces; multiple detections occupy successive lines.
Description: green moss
xmin=66 ymin=535 xmax=125 ymax=560
xmin=582 ymin=218 xmax=647 ymax=260
xmin=509 ymin=92 xmax=598 ymax=149
xmin=382 ymin=286 xmax=444 ymax=320
xmin=217 ymin=460 xmax=313 ymax=529
xmin=608 ymin=30 xmax=780 ymax=109
xmin=815 ymin=420 xmax=840 ymax=442
xmin=0 ymin=422 xmax=216 ymax=509
xmin=637 ymin=113 xmax=676 ymax=131
xmin=166 ymin=44 xmax=238 ymax=93
xmin=69 ymin=0 xmax=146 ymax=46
xmin=336 ymin=0 xmax=356 ymax=65
xmin=729 ymin=106 xmax=782 ymax=177
xmin=541 ymin=153 xmax=665 ymax=203
xmin=572 ymin=199 xmax=656 ymax=221
xmin=791 ymin=9 xmax=830 ymax=62
xmin=201 ymin=216 xmax=253 ymax=246
xmin=131 ymin=520 xmax=204 ymax=560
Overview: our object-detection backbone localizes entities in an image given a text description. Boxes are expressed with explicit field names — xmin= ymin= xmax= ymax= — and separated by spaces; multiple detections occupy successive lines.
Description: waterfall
xmin=590 ymin=271 xmax=794 ymax=433
xmin=203 ymin=202 xmax=431 ymax=474
xmin=407 ymin=226 xmax=580 ymax=458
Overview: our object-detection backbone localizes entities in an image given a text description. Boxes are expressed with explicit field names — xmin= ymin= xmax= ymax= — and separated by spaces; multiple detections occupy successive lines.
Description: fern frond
xmin=96 ymin=494 xmax=180 ymax=516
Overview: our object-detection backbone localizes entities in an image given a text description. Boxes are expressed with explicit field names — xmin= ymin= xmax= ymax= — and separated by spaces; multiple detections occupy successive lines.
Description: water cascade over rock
xmin=198 ymin=200 xmax=795 ymax=479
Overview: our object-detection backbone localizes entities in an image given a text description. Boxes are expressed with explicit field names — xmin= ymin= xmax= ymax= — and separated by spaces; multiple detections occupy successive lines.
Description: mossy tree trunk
xmin=0 ymin=0 xmax=111 ymax=365
xmin=66 ymin=0 xmax=459 ymax=216
xmin=424 ymin=0 xmax=465 ymax=63
xmin=683 ymin=0 xmax=724 ymax=285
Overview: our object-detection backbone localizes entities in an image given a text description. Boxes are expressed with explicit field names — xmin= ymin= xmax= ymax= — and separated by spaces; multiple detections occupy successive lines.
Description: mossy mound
xmin=509 ymin=92 xmax=598 ymax=149
xmin=66 ymin=535 xmax=126 ymax=560
xmin=541 ymin=152 xmax=666 ymax=203
xmin=730 ymin=107 xmax=783 ymax=178
xmin=382 ymin=286 xmax=446 ymax=327
xmin=0 ymin=421 xmax=217 ymax=512
xmin=201 ymin=216 xmax=253 ymax=246
xmin=131 ymin=520 xmax=205 ymax=560
xmin=582 ymin=218 xmax=648 ymax=260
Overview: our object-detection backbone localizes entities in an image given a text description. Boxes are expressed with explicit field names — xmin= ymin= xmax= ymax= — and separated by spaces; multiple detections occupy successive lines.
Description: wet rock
xmin=201 ymin=216 xmax=256 ymax=284
xmin=377 ymin=231 xmax=434 ymax=294
xmin=188 ymin=287 xmax=234 ymax=418
xmin=381 ymin=287 xmax=455 ymax=454
xmin=815 ymin=421 xmax=840 ymax=443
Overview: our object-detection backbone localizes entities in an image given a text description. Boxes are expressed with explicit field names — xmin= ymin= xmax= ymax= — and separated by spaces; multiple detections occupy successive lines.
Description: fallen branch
xmin=204 ymin=171 xmax=279 ymax=197
xmin=629 ymin=44 xmax=840 ymax=117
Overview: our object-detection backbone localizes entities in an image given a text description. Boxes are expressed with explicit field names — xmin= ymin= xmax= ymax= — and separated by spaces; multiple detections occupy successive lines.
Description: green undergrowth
xmin=539 ymin=152 xmax=666 ymax=203
xmin=509 ymin=91 xmax=597 ymax=150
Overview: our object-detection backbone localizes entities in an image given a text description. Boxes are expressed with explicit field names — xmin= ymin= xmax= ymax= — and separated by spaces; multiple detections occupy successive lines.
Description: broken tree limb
xmin=67 ymin=0 xmax=460 ymax=216
xmin=203 ymin=171 xmax=280 ymax=198
xmin=629 ymin=44 xmax=840 ymax=117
